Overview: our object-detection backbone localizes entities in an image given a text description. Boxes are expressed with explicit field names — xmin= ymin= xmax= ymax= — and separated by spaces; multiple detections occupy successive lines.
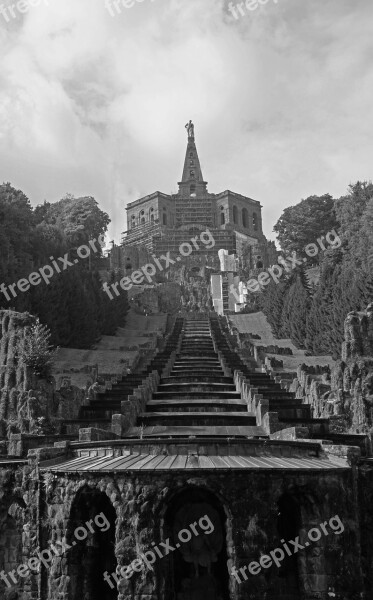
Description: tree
xmin=43 ymin=195 xmax=110 ymax=246
xmin=18 ymin=319 xmax=56 ymax=378
xmin=273 ymin=194 xmax=338 ymax=259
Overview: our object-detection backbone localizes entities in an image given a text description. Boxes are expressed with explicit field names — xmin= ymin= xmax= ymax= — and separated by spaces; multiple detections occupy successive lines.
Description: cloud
xmin=0 ymin=0 xmax=372 ymax=241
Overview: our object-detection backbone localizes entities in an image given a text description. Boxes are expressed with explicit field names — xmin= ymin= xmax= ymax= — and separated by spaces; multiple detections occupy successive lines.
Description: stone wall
xmin=10 ymin=465 xmax=362 ymax=600
xmin=286 ymin=306 xmax=373 ymax=438
xmin=0 ymin=310 xmax=86 ymax=451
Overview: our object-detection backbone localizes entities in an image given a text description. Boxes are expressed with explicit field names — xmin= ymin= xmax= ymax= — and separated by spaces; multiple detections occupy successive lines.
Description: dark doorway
xmin=164 ymin=487 xmax=229 ymax=600
xmin=276 ymin=493 xmax=301 ymax=596
xmin=67 ymin=487 xmax=117 ymax=600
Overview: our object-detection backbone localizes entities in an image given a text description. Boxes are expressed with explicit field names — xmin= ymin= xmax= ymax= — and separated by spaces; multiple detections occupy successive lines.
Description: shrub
xmin=18 ymin=319 xmax=57 ymax=378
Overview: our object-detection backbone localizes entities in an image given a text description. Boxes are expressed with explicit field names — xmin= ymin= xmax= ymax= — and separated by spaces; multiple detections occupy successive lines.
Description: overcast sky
xmin=0 ymin=0 xmax=372 ymax=242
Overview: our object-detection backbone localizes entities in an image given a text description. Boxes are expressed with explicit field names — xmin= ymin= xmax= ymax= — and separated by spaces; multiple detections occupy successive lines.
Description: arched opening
xmin=220 ymin=207 xmax=225 ymax=226
xmin=242 ymin=208 xmax=248 ymax=229
xmin=190 ymin=184 xmax=196 ymax=196
xmin=256 ymin=256 xmax=263 ymax=269
xmin=150 ymin=208 xmax=155 ymax=223
xmin=163 ymin=487 xmax=230 ymax=600
xmin=253 ymin=212 xmax=258 ymax=231
xmin=130 ymin=215 xmax=136 ymax=229
xmin=276 ymin=494 xmax=301 ymax=595
xmin=67 ymin=487 xmax=117 ymax=600
xmin=232 ymin=205 xmax=238 ymax=224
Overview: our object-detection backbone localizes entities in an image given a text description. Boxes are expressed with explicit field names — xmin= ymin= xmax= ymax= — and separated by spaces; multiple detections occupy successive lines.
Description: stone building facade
xmin=110 ymin=123 xmax=277 ymax=274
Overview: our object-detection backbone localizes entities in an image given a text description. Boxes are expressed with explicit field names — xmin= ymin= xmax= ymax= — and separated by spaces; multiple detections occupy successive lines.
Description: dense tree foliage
xmin=259 ymin=182 xmax=373 ymax=357
xmin=273 ymin=194 xmax=338 ymax=261
xmin=0 ymin=184 xmax=129 ymax=348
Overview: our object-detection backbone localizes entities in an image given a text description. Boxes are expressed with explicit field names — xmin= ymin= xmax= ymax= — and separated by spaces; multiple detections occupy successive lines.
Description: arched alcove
xmin=66 ymin=487 xmax=117 ymax=600
xmin=162 ymin=487 xmax=230 ymax=600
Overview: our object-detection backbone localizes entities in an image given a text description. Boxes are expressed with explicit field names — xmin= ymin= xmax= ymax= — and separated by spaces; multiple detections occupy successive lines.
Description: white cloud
xmin=0 ymin=0 xmax=372 ymax=241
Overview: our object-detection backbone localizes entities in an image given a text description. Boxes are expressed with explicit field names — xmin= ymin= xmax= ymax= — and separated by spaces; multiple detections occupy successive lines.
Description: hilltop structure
xmin=110 ymin=122 xmax=277 ymax=274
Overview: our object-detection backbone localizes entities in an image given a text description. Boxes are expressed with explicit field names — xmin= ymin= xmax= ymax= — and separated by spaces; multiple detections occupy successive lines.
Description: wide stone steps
xmin=152 ymin=391 xmax=242 ymax=400
xmin=126 ymin=425 xmax=268 ymax=438
xmin=148 ymin=398 xmax=248 ymax=411
xmin=157 ymin=383 xmax=237 ymax=392
xmin=130 ymin=317 xmax=268 ymax=439
xmin=139 ymin=412 xmax=257 ymax=426
xmin=171 ymin=369 xmax=223 ymax=374
xmin=162 ymin=376 xmax=233 ymax=384
xmin=171 ymin=369 xmax=224 ymax=375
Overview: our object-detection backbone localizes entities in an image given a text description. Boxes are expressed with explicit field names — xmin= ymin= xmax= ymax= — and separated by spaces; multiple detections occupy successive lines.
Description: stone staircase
xmin=127 ymin=316 xmax=266 ymax=439
xmin=71 ymin=313 xmax=331 ymax=442
xmin=63 ymin=318 xmax=184 ymax=429
xmin=210 ymin=316 xmax=329 ymax=435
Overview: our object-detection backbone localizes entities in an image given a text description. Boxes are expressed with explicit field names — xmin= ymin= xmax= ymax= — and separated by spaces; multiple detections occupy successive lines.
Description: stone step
xmin=175 ymin=353 xmax=220 ymax=364
xmin=267 ymin=398 xmax=306 ymax=406
xmin=157 ymin=383 xmax=237 ymax=392
xmin=138 ymin=412 xmax=257 ymax=426
xmin=148 ymin=399 xmax=248 ymax=411
xmin=162 ymin=376 xmax=233 ymax=384
xmin=273 ymin=406 xmax=311 ymax=418
xmin=170 ymin=370 xmax=225 ymax=377
xmin=153 ymin=391 xmax=242 ymax=400
xmin=126 ymin=425 xmax=268 ymax=438
xmin=171 ymin=369 xmax=224 ymax=375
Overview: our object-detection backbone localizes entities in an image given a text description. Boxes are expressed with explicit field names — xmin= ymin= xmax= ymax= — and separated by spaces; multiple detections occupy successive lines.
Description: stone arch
xmin=274 ymin=486 xmax=327 ymax=599
xmin=220 ymin=207 xmax=225 ymax=225
xmin=66 ymin=486 xmax=118 ymax=600
xmin=232 ymin=205 xmax=238 ymax=224
xmin=242 ymin=208 xmax=248 ymax=229
xmin=160 ymin=485 xmax=231 ymax=600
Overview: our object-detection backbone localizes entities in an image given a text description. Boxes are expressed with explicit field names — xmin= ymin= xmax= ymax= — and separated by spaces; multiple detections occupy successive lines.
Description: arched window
xmin=190 ymin=151 xmax=194 ymax=158
xmin=150 ymin=207 xmax=155 ymax=223
xmin=190 ymin=184 xmax=196 ymax=195
xmin=232 ymin=205 xmax=238 ymax=224
xmin=220 ymin=207 xmax=225 ymax=225
xmin=131 ymin=215 xmax=136 ymax=228
xmin=190 ymin=170 xmax=195 ymax=178
xmin=242 ymin=208 xmax=248 ymax=228
xmin=253 ymin=212 xmax=258 ymax=231
xmin=162 ymin=208 xmax=167 ymax=225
